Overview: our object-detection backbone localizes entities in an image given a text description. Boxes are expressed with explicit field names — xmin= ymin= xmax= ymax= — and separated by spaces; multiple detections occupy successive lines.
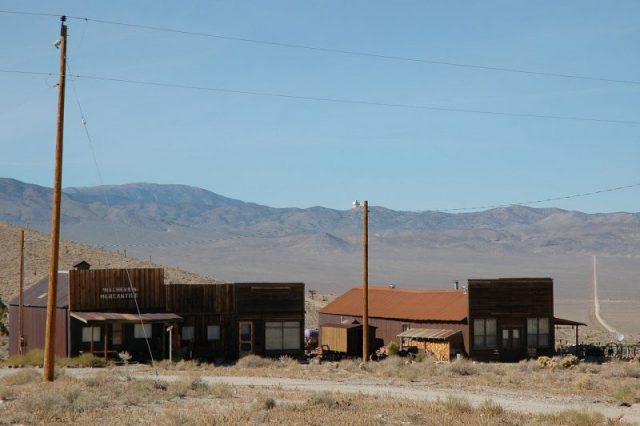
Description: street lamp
xmin=352 ymin=200 xmax=369 ymax=362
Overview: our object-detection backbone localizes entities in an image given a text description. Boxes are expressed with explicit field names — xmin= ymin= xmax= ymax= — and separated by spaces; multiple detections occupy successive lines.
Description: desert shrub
xmin=2 ymin=349 xmax=44 ymax=367
xmin=210 ymin=382 xmax=235 ymax=399
xmin=536 ymin=355 xmax=579 ymax=370
xmin=253 ymin=397 xmax=276 ymax=411
xmin=574 ymin=374 xmax=594 ymax=390
xmin=307 ymin=391 xmax=338 ymax=408
xmin=479 ymin=399 xmax=504 ymax=416
xmin=236 ymin=355 xmax=274 ymax=368
xmin=387 ymin=342 xmax=400 ymax=357
xmin=1 ymin=368 xmax=40 ymax=386
xmin=170 ymin=376 xmax=209 ymax=398
xmin=611 ymin=383 xmax=640 ymax=406
xmin=274 ymin=355 xmax=298 ymax=368
xmin=606 ymin=361 xmax=640 ymax=379
xmin=541 ymin=409 xmax=606 ymax=426
xmin=443 ymin=395 xmax=473 ymax=414
xmin=446 ymin=359 xmax=479 ymax=376
xmin=57 ymin=353 xmax=105 ymax=368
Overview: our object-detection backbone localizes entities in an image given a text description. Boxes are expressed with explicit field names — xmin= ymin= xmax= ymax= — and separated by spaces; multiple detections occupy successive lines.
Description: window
xmin=265 ymin=321 xmax=301 ymax=350
xmin=527 ymin=318 xmax=550 ymax=348
xmin=82 ymin=326 xmax=101 ymax=343
xmin=473 ymin=319 xmax=497 ymax=349
xmin=112 ymin=323 xmax=123 ymax=345
xmin=207 ymin=325 xmax=221 ymax=340
xmin=134 ymin=323 xmax=152 ymax=339
xmin=402 ymin=324 xmax=410 ymax=332
xmin=182 ymin=326 xmax=195 ymax=341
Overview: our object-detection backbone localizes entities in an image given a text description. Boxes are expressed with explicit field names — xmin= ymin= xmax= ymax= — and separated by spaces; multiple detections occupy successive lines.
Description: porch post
xmin=104 ymin=324 xmax=108 ymax=364
xmin=90 ymin=327 xmax=94 ymax=354
xmin=575 ymin=325 xmax=579 ymax=347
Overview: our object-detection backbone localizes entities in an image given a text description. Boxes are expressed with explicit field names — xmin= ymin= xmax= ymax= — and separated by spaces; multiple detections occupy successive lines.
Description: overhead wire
xmin=1 ymin=9 xmax=639 ymax=86
xmin=67 ymin=62 xmax=159 ymax=372
xmin=1 ymin=68 xmax=638 ymax=125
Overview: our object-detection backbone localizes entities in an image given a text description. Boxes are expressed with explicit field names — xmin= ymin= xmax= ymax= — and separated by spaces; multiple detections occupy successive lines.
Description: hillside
xmin=1 ymin=178 xmax=639 ymax=335
xmin=0 ymin=222 xmax=221 ymax=303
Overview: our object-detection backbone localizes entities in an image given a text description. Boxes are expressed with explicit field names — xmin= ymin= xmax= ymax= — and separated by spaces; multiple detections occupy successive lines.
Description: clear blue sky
xmin=1 ymin=1 xmax=639 ymax=212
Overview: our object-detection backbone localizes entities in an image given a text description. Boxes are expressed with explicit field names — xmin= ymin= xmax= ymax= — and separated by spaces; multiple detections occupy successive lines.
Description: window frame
xmin=265 ymin=321 xmax=301 ymax=351
xmin=527 ymin=317 xmax=550 ymax=348
xmin=134 ymin=323 xmax=152 ymax=339
xmin=182 ymin=326 xmax=195 ymax=341
xmin=82 ymin=326 xmax=101 ymax=343
xmin=473 ymin=318 xmax=497 ymax=349
xmin=207 ymin=325 xmax=221 ymax=341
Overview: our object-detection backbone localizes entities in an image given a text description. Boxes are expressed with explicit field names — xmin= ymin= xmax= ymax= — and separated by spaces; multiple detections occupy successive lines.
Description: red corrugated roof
xmin=320 ymin=287 xmax=468 ymax=322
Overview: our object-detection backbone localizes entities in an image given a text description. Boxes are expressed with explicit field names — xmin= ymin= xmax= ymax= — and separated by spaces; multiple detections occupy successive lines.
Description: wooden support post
xmin=43 ymin=16 xmax=67 ymax=382
xmin=575 ymin=325 xmax=579 ymax=347
xmin=18 ymin=229 xmax=25 ymax=354
xmin=104 ymin=325 xmax=108 ymax=364
xmin=362 ymin=200 xmax=369 ymax=362
xmin=90 ymin=327 xmax=94 ymax=355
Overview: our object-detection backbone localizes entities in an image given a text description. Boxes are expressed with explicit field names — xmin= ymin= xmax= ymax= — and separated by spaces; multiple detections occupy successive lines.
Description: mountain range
xmin=1 ymin=177 xmax=639 ymax=331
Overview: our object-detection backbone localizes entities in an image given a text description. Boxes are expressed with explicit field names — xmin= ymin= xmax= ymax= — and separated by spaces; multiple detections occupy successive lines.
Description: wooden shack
xmin=9 ymin=266 xmax=305 ymax=362
xmin=319 ymin=320 xmax=376 ymax=357
xmin=397 ymin=328 xmax=464 ymax=361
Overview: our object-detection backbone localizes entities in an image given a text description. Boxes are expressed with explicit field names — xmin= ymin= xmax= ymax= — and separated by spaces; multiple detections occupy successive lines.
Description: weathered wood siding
xmin=320 ymin=326 xmax=348 ymax=352
xmin=468 ymin=278 xmax=555 ymax=362
xmin=235 ymin=283 xmax=305 ymax=315
xmin=68 ymin=268 xmax=165 ymax=312
xmin=319 ymin=313 xmax=469 ymax=354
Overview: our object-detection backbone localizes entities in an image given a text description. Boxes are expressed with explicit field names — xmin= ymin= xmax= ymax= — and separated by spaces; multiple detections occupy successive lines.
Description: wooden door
xmin=239 ymin=321 xmax=253 ymax=356
xmin=501 ymin=328 xmax=522 ymax=361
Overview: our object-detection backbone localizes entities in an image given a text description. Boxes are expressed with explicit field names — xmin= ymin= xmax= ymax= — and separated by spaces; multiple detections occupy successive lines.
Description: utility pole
xmin=362 ymin=201 xmax=369 ymax=362
xmin=18 ymin=229 xmax=25 ymax=354
xmin=43 ymin=16 xmax=67 ymax=382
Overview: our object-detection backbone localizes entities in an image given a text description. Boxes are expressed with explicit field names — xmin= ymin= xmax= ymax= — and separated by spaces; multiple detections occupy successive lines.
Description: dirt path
xmin=18 ymin=368 xmax=634 ymax=424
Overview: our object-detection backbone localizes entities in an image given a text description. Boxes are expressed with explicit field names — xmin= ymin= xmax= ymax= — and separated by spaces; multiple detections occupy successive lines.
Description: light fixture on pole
xmin=352 ymin=200 xmax=369 ymax=362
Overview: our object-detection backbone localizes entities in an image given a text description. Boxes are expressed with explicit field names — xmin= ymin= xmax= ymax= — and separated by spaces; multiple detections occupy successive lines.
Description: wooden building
xmin=9 ymin=266 xmax=305 ymax=361
xmin=319 ymin=320 xmax=377 ymax=358
xmin=319 ymin=278 xmax=584 ymax=362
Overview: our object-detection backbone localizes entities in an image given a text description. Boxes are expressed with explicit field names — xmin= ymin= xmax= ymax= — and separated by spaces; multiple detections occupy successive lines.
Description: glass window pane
xmin=538 ymin=318 xmax=549 ymax=334
xmin=538 ymin=334 xmax=549 ymax=347
xmin=486 ymin=319 xmax=496 ymax=335
xmin=240 ymin=323 xmax=252 ymax=341
xmin=182 ymin=326 xmax=194 ymax=341
xmin=474 ymin=319 xmax=485 ymax=334
xmin=207 ymin=325 xmax=220 ymax=340
xmin=527 ymin=334 xmax=537 ymax=348
xmin=512 ymin=329 xmax=520 ymax=338
xmin=266 ymin=325 xmax=283 ymax=350
xmin=473 ymin=334 xmax=484 ymax=348
xmin=283 ymin=326 xmax=300 ymax=350
xmin=502 ymin=329 xmax=509 ymax=339
xmin=486 ymin=335 xmax=496 ymax=348
xmin=134 ymin=323 xmax=152 ymax=339
xmin=527 ymin=318 xmax=537 ymax=334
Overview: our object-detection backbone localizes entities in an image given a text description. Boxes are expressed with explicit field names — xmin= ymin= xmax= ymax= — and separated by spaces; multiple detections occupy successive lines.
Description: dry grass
xmin=0 ymin=369 xmax=629 ymax=425
xmin=1 ymin=349 xmax=106 ymax=368
xmin=146 ymin=354 xmax=640 ymax=405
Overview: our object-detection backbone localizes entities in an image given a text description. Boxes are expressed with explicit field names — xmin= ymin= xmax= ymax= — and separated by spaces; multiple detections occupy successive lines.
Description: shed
xmin=320 ymin=320 xmax=377 ymax=358
xmin=397 ymin=328 xmax=464 ymax=361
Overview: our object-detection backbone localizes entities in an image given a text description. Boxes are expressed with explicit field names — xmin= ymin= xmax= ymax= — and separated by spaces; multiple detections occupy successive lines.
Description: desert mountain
xmin=1 ymin=178 xmax=639 ymax=328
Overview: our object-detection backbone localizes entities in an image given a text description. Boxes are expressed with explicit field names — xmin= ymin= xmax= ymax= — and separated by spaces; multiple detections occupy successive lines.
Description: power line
xmin=2 ymin=68 xmax=638 ymax=125
xmin=95 ymin=181 xmax=640 ymax=249
xmin=435 ymin=182 xmax=640 ymax=212
xmin=1 ymin=9 xmax=639 ymax=86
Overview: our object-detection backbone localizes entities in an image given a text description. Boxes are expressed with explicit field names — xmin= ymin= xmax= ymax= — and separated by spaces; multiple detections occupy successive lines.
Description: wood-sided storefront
xmin=65 ymin=268 xmax=305 ymax=362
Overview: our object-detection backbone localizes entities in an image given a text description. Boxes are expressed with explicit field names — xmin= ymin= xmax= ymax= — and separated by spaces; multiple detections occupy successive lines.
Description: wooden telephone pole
xmin=362 ymin=201 xmax=369 ymax=362
xmin=18 ymin=229 xmax=25 ymax=354
xmin=43 ymin=16 xmax=67 ymax=382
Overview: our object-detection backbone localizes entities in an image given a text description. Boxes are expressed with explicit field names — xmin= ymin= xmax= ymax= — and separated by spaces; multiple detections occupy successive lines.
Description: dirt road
xmin=8 ymin=368 xmax=635 ymax=424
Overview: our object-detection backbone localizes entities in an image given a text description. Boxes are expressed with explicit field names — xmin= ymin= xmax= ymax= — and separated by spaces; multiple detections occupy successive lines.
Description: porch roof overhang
xmin=70 ymin=311 xmax=183 ymax=324
xmin=553 ymin=317 xmax=587 ymax=327
xmin=397 ymin=328 xmax=461 ymax=340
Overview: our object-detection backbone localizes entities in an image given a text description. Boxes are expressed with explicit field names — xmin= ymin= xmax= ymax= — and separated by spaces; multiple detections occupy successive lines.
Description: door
xmin=501 ymin=328 xmax=522 ymax=361
xmin=239 ymin=321 xmax=253 ymax=356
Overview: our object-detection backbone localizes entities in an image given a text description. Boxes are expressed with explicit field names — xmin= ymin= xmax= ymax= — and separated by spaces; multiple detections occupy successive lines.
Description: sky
xmin=1 ymin=1 xmax=639 ymax=213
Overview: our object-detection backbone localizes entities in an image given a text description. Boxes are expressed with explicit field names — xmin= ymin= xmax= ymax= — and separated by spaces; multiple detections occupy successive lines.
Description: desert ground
xmin=0 ymin=355 xmax=639 ymax=425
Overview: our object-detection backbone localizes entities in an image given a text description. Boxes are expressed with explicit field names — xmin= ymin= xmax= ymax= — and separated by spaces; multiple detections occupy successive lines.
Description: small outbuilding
xmin=397 ymin=328 xmax=464 ymax=361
